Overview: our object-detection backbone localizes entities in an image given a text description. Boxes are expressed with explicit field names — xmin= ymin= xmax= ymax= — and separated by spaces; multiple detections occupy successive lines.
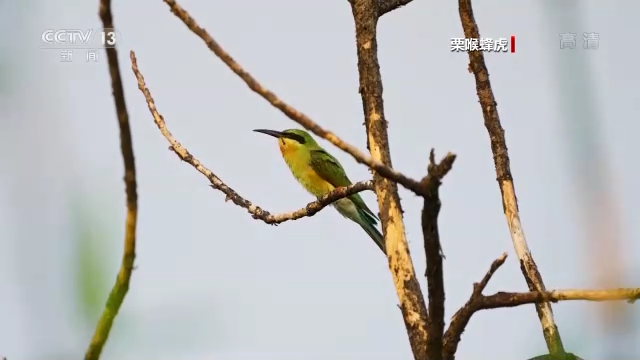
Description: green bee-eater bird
xmin=254 ymin=128 xmax=386 ymax=254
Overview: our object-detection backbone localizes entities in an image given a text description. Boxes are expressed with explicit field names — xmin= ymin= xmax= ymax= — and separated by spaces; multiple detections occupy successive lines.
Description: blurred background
xmin=0 ymin=0 xmax=638 ymax=359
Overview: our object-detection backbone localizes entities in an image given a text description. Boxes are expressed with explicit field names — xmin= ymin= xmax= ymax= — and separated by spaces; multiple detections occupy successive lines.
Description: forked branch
xmin=443 ymin=253 xmax=509 ymax=360
xmin=130 ymin=51 xmax=373 ymax=226
xmin=162 ymin=0 xmax=429 ymax=197
xmin=442 ymin=253 xmax=640 ymax=360
xmin=458 ymin=0 xmax=565 ymax=355
xmin=85 ymin=0 xmax=138 ymax=359
xmin=420 ymin=150 xmax=456 ymax=360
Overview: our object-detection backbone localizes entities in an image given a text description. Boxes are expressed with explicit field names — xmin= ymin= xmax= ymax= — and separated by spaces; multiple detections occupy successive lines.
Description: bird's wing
xmin=309 ymin=149 xmax=379 ymax=222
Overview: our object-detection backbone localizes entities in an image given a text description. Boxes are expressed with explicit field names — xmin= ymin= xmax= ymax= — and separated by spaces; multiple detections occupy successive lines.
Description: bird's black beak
xmin=253 ymin=129 xmax=284 ymax=138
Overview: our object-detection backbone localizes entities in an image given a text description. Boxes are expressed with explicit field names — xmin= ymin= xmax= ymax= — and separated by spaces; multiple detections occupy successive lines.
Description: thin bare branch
xmin=247 ymin=181 xmax=375 ymax=224
xmin=350 ymin=0 xmax=429 ymax=359
xmin=443 ymin=253 xmax=639 ymax=360
xmin=479 ymin=287 xmax=640 ymax=307
xmin=85 ymin=1 xmax=138 ymax=359
xmin=420 ymin=150 xmax=456 ymax=360
xmin=443 ymin=253 xmax=508 ymax=360
xmin=161 ymin=0 xmax=427 ymax=197
xmin=457 ymin=0 xmax=566 ymax=355
xmin=130 ymin=51 xmax=373 ymax=226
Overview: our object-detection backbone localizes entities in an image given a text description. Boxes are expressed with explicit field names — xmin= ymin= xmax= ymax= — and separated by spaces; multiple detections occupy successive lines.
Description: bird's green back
xmin=280 ymin=129 xmax=379 ymax=222
xmin=306 ymin=146 xmax=378 ymax=223
xmin=260 ymin=128 xmax=384 ymax=252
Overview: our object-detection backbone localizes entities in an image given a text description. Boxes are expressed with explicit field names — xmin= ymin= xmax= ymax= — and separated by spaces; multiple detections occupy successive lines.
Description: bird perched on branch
xmin=254 ymin=128 xmax=385 ymax=255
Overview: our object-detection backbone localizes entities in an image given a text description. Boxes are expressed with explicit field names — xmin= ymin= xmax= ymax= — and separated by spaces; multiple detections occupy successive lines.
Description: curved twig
xmin=85 ymin=0 xmax=138 ymax=359
xmin=443 ymin=253 xmax=508 ymax=359
xmin=161 ymin=0 xmax=428 ymax=197
xmin=130 ymin=51 xmax=374 ymax=225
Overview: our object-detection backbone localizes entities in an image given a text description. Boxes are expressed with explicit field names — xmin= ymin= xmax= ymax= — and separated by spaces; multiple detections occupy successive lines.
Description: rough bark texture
xmin=457 ymin=0 xmax=565 ymax=355
xmin=421 ymin=151 xmax=456 ymax=360
xmin=350 ymin=0 xmax=429 ymax=359
xmin=378 ymin=0 xmax=415 ymax=16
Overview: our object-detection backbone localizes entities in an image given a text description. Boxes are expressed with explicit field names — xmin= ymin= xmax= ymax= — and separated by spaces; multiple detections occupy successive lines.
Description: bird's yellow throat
xmin=278 ymin=138 xmax=298 ymax=157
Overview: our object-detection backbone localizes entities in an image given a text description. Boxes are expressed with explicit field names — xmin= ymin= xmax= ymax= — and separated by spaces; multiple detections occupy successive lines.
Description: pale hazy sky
xmin=1 ymin=1 xmax=638 ymax=359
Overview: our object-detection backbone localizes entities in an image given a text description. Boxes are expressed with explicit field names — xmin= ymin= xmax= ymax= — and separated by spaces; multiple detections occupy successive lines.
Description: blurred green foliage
xmin=70 ymin=199 xmax=111 ymax=325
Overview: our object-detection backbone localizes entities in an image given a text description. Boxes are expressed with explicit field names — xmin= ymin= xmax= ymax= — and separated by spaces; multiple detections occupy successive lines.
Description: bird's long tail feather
xmin=357 ymin=209 xmax=386 ymax=255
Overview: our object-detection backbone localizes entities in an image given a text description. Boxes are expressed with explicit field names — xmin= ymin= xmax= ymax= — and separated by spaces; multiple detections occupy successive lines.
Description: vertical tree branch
xmin=457 ymin=0 xmax=565 ymax=356
xmin=350 ymin=1 xmax=429 ymax=359
xmin=421 ymin=151 xmax=456 ymax=360
xmin=84 ymin=0 xmax=138 ymax=359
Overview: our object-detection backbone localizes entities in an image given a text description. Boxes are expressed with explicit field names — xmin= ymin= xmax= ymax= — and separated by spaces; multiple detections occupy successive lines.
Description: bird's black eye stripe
xmin=283 ymin=133 xmax=306 ymax=144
